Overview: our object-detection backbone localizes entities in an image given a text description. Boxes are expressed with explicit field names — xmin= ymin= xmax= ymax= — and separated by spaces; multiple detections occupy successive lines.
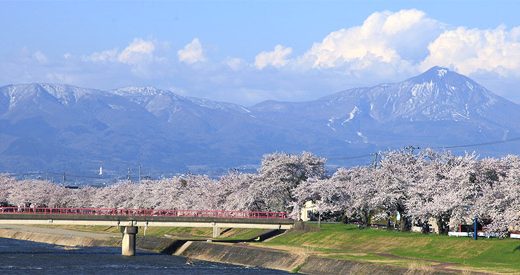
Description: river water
xmin=0 ymin=238 xmax=288 ymax=274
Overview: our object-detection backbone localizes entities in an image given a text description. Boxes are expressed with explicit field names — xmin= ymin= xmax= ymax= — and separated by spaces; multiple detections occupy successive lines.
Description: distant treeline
xmin=2 ymin=149 xmax=520 ymax=235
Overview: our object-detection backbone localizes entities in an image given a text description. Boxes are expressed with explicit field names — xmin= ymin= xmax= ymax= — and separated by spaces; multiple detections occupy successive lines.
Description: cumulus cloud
xmin=4 ymin=9 xmax=520 ymax=105
xmin=177 ymin=38 xmax=205 ymax=64
xmin=421 ymin=26 xmax=520 ymax=76
xmin=299 ymin=9 xmax=441 ymax=69
xmin=80 ymin=38 xmax=166 ymax=78
xmin=84 ymin=38 xmax=157 ymax=65
xmin=117 ymin=38 xmax=156 ymax=65
xmin=254 ymin=45 xmax=293 ymax=69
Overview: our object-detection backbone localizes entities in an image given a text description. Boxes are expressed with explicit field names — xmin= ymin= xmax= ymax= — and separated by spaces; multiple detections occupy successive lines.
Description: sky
xmin=1 ymin=0 xmax=520 ymax=105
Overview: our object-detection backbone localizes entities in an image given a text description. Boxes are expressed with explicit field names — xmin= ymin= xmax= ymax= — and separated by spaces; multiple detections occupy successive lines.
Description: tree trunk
xmin=399 ymin=211 xmax=411 ymax=232
xmin=386 ymin=211 xmax=392 ymax=230
xmin=436 ymin=217 xmax=444 ymax=235
xmin=422 ymin=221 xmax=430 ymax=234
xmin=362 ymin=209 xmax=370 ymax=227
xmin=436 ymin=215 xmax=449 ymax=234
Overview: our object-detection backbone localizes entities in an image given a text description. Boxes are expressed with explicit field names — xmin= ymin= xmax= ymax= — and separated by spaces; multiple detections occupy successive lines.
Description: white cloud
xmin=32 ymin=50 xmax=48 ymax=64
xmin=84 ymin=38 xmax=157 ymax=65
xmin=5 ymin=9 xmax=520 ymax=106
xmin=299 ymin=9 xmax=441 ymax=69
xmin=254 ymin=45 xmax=292 ymax=69
xmin=86 ymin=49 xmax=118 ymax=63
xmin=177 ymin=38 xmax=205 ymax=64
xmin=225 ymin=57 xmax=246 ymax=71
xmin=118 ymin=38 xmax=156 ymax=65
xmin=78 ymin=38 xmax=169 ymax=79
xmin=421 ymin=26 xmax=520 ymax=76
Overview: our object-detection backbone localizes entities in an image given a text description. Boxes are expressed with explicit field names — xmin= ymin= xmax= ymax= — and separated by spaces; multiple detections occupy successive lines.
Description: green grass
xmin=34 ymin=225 xmax=121 ymax=234
xmin=260 ymin=223 xmax=520 ymax=273
xmin=35 ymin=223 xmax=520 ymax=272
xmin=139 ymin=226 xmax=212 ymax=238
xmin=35 ymin=224 xmax=267 ymax=241
xmin=290 ymin=263 xmax=303 ymax=273
xmin=219 ymin=228 xmax=267 ymax=241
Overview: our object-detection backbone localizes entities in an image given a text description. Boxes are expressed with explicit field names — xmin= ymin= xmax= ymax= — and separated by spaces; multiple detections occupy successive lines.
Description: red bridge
xmin=0 ymin=207 xmax=288 ymax=219
xmin=0 ymin=206 xmax=294 ymax=256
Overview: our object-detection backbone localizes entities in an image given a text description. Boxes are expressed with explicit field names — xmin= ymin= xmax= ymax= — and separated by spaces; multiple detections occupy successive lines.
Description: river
xmin=0 ymin=238 xmax=288 ymax=274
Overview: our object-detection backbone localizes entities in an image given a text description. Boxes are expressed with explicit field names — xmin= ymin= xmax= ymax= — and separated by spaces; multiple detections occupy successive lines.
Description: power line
xmin=5 ymin=137 xmax=520 ymax=179
xmin=327 ymin=153 xmax=374 ymax=161
xmin=327 ymin=136 xmax=520 ymax=161
xmin=431 ymin=136 xmax=520 ymax=150
xmin=5 ymin=171 xmax=103 ymax=180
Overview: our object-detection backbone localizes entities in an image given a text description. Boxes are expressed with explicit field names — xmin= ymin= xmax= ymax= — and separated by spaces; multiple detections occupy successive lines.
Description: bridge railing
xmin=0 ymin=207 xmax=288 ymax=220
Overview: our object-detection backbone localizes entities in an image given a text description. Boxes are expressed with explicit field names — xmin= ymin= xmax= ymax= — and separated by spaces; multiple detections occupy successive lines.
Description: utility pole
xmin=62 ymin=172 xmax=66 ymax=184
xmin=316 ymin=205 xmax=321 ymax=229
xmin=473 ymin=216 xmax=478 ymax=240
xmin=127 ymin=168 xmax=131 ymax=181
xmin=372 ymin=152 xmax=379 ymax=168
xmin=138 ymin=164 xmax=141 ymax=183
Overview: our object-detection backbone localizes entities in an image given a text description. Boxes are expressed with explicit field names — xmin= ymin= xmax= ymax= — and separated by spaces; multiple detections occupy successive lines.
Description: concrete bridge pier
xmin=121 ymin=226 xmax=138 ymax=256
xmin=212 ymin=223 xmax=221 ymax=238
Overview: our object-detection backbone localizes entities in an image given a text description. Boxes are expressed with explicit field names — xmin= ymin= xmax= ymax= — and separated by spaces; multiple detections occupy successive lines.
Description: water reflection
xmin=0 ymin=238 xmax=287 ymax=274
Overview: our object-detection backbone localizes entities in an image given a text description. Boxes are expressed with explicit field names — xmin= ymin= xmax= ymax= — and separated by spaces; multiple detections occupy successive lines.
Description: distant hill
xmin=1 ymin=67 xmax=519 ymax=179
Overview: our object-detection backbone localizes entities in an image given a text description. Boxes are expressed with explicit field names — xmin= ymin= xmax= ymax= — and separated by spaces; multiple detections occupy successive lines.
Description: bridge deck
xmin=0 ymin=207 xmax=294 ymax=229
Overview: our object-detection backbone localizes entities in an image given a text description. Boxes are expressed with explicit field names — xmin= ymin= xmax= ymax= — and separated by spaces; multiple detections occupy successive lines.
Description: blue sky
xmin=1 ymin=0 xmax=520 ymax=105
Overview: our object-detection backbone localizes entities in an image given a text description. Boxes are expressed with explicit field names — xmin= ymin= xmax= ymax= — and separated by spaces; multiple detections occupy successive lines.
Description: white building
xmin=300 ymin=201 xmax=318 ymax=221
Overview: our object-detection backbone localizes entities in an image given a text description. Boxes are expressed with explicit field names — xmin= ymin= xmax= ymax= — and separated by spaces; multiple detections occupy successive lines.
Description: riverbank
xmin=0 ymin=224 xmax=490 ymax=274
xmin=0 ymin=224 xmax=120 ymax=247
xmin=0 ymin=237 xmax=285 ymax=274
xmin=0 ymin=224 xmax=414 ymax=274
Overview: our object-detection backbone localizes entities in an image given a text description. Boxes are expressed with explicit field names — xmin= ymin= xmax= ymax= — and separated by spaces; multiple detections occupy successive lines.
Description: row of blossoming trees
xmin=1 ymin=149 xmax=520 ymax=235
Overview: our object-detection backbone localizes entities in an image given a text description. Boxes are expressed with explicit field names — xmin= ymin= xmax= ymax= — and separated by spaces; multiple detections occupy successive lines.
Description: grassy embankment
xmin=255 ymin=223 xmax=520 ymax=273
xmin=36 ymin=223 xmax=520 ymax=273
xmin=36 ymin=224 xmax=266 ymax=241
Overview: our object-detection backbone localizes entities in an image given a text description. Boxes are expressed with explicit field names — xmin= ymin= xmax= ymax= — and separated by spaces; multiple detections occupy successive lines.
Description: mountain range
xmin=1 ymin=66 xmax=519 ymax=180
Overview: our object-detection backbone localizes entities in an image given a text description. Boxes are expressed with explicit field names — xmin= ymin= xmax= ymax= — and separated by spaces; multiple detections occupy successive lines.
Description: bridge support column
xmin=212 ymin=224 xmax=221 ymax=238
xmin=121 ymin=226 xmax=138 ymax=256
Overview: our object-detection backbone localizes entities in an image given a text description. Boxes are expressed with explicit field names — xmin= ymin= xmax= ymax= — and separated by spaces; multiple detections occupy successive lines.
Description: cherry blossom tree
xmin=219 ymin=172 xmax=259 ymax=211
xmin=406 ymin=150 xmax=468 ymax=233
xmin=476 ymin=155 xmax=520 ymax=235
xmin=375 ymin=149 xmax=426 ymax=231
xmin=254 ymin=152 xmax=326 ymax=212
xmin=0 ymin=175 xmax=16 ymax=206
xmin=3 ymin=149 xmax=520 ymax=237
xmin=333 ymin=167 xmax=378 ymax=226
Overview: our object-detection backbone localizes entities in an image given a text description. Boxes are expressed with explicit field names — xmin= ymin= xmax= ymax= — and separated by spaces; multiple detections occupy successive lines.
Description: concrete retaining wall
xmin=180 ymin=241 xmax=304 ymax=271
xmin=0 ymin=228 xmax=113 ymax=247
xmin=177 ymin=242 xmax=414 ymax=274
xmin=299 ymin=256 xmax=406 ymax=274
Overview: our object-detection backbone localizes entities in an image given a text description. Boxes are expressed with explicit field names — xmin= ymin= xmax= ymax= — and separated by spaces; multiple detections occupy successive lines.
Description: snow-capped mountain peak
xmin=437 ymin=68 xmax=448 ymax=77
xmin=0 ymin=83 xmax=102 ymax=110
xmin=405 ymin=66 xmax=488 ymax=97
xmin=362 ymin=66 xmax=501 ymax=122
xmin=410 ymin=66 xmax=453 ymax=80
xmin=113 ymin=86 xmax=172 ymax=96
xmin=2 ymin=67 xmax=520 ymax=175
